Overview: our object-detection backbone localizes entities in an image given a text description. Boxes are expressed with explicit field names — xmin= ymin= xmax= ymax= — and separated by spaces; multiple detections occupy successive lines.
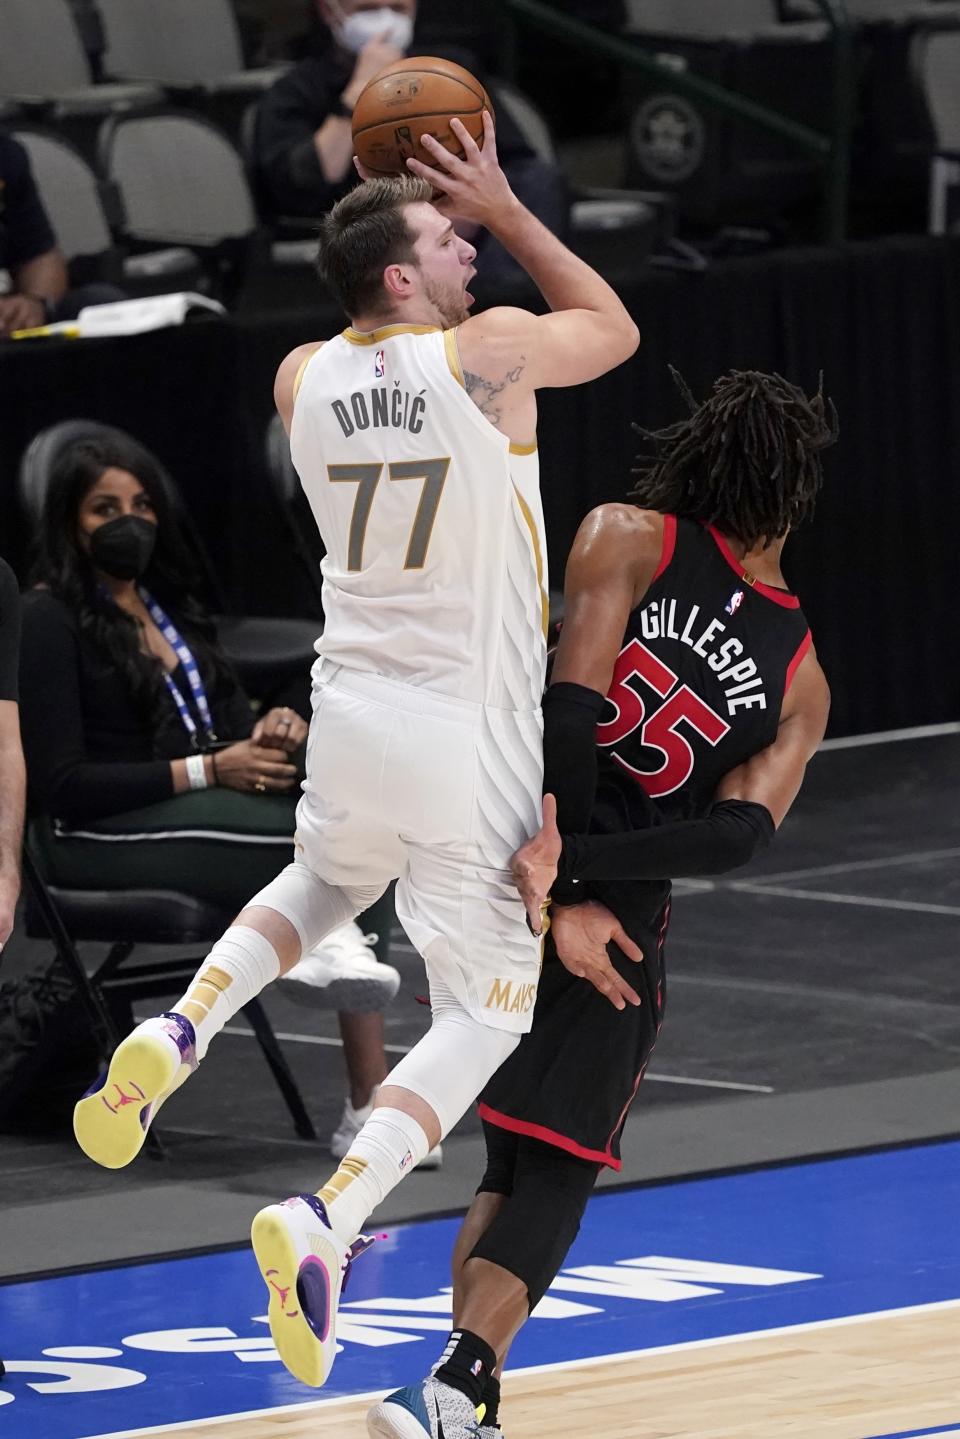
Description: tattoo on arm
xmin=463 ymin=359 xmax=526 ymax=424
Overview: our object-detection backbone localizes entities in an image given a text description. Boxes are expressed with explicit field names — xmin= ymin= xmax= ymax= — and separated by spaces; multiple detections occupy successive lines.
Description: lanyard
xmin=140 ymin=589 xmax=217 ymax=748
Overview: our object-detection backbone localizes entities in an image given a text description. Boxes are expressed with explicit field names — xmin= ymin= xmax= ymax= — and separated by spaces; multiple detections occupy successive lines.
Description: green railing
xmin=503 ymin=0 xmax=855 ymax=243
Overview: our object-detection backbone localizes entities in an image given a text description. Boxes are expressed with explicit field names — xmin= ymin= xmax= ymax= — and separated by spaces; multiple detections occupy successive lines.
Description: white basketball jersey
xmin=289 ymin=323 xmax=548 ymax=710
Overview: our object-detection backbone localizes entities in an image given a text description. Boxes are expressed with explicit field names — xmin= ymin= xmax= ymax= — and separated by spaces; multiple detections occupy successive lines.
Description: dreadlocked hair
xmin=629 ymin=368 xmax=838 ymax=549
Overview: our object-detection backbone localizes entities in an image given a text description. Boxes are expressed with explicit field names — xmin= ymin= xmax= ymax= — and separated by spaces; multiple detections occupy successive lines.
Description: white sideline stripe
xmin=749 ymin=846 xmax=960 ymax=885
xmin=78 ymin=1296 xmax=960 ymax=1438
xmin=818 ymin=720 xmax=960 ymax=751
xmin=219 ymin=1026 xmax=772 ymax=1091
xmin=221 ymin=1024 xmax=410 ymax=1056
xmin=732 ymin=882 xmax=960 ymax=918
xmin=642 ymin=1073 xmax=774 ymax=1093
xmin=53 ymin=827 xmax=293 ymax=845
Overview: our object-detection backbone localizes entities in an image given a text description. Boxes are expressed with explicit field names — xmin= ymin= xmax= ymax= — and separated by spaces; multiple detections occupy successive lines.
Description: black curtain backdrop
xmin=2 ymin=235 xmax=958 ymax=737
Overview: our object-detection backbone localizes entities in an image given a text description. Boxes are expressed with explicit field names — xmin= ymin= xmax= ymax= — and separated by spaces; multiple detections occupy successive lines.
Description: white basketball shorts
xmin=294 ymin=660 xmax=544 ymax=1034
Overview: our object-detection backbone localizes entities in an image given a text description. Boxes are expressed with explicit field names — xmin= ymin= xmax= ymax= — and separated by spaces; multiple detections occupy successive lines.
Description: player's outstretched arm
xmin=274 ymin=342 xmax=325 ymax=435
xmin=550 ymin=645 xmax=831 ymax=888
xmin=409 ymin=114 xmax=640 ymax=388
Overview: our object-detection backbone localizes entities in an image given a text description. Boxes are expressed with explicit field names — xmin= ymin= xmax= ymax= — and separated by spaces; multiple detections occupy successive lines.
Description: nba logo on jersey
xmin=374 ymin=348 xmax=386 ymax=378
xmin=725 ymin=589 xmax=745 ymax=616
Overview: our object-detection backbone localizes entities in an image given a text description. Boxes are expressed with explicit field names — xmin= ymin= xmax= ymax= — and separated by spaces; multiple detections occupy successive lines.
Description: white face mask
xmin=338 ymin=7 xmax=414 ymax=54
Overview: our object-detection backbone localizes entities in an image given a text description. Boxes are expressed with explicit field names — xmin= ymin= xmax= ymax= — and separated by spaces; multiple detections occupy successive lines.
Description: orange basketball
xmin=352 ymin=55 xmax=494 ymax=177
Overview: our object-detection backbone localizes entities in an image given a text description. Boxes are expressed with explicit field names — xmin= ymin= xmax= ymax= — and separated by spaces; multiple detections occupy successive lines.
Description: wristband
xmin=185 ymin=752 xmax=208 ymax=791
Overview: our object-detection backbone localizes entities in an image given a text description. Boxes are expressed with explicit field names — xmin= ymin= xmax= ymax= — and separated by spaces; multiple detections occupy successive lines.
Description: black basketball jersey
xmin=589 ymin=515 xmax=812 ymax=843
xmin=479 ymin=516 xmax=815 ymax=1168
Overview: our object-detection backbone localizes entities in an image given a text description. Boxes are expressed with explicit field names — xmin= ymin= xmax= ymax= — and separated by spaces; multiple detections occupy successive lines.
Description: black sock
xmin=481 ymin=1372 xmax=502 ymax=1429
xmin=433 ymin=1328 xmax=497 ymax=1409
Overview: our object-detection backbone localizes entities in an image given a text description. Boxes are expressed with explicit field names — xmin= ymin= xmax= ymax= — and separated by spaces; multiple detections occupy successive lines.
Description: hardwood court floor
xmin=140 ymin=1306 xmax=960 ymax=1439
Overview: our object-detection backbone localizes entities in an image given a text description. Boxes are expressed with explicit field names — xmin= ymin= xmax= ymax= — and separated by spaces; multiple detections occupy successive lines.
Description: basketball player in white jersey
xmin=72 ymin=112 xmax=638 ymax=1418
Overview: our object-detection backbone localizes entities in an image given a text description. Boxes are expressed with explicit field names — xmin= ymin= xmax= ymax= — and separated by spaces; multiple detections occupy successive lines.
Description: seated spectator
xmin=18 ymin=431 xmax=414 ymax=1160
xmin=0 ymin=131 xmax=124 ymax=339
xmin=253 ymin=0 xmax=569 ymax=285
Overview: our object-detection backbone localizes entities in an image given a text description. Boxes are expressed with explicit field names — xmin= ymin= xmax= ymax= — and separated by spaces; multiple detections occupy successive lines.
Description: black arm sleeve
xmin=0 ymin=560 xmax=21 ymax=701
xmin=542 ymin=681 xmax=607 ymax=905
xmin=558 ymin=798 xmax=775 ymax=885
xmin=19 ymin=596 xmax=174 ymax=825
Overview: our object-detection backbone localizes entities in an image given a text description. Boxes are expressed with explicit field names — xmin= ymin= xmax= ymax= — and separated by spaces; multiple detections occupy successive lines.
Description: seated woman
xmin=18 ymin=431 xmax=412 ymax=1159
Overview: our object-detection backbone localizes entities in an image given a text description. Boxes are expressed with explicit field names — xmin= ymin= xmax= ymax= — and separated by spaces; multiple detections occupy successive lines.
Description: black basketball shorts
xmin=479 ymin=889 xmax=671 ymax=1170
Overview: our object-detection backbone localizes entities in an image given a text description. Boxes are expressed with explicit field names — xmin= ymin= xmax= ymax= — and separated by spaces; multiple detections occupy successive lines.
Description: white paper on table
xmin=76 ymin=292 xmax=226 ymax=337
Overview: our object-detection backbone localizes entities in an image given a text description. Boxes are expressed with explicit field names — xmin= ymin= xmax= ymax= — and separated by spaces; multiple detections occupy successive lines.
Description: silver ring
xmin=254 ymin=778 xmax=267 ymax=793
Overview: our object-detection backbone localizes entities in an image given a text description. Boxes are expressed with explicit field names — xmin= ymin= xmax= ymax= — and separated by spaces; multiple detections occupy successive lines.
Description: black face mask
xmin=88 ymin=515 xmax=158 ymax=581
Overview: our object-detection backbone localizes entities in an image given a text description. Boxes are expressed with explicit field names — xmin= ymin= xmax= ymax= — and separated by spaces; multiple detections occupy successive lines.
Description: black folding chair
xmin=21 ymin=840 xmax=317 ymax=1154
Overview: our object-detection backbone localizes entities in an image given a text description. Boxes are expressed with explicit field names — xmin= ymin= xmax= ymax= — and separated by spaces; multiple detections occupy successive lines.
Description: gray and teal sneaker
xmin=367 ymin=1377 xmax=487 ymax=1437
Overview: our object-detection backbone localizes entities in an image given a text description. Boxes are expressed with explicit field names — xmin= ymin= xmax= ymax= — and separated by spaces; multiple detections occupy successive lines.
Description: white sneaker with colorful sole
xmin=251 ymin=1192 xmax=375 ymax=1388
xmin=73 ymin=1012 xmax=197 ymax=1170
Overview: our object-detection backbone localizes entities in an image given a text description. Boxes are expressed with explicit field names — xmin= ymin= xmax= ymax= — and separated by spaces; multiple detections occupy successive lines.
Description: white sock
xmin=317 ymin=1107 xmax=431 ymax=1244
xmin=171 ymin=925 xmax=281 ymax=1060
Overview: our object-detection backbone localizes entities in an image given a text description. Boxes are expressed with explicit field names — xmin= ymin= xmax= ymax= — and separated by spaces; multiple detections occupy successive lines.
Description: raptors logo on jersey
xmin=289 ymin=323 xmax=548 ymax=711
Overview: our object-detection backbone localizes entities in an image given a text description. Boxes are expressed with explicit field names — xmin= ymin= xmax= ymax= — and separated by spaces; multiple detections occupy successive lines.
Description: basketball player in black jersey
xmin=370 ymin=369 xmax=837 ymax=1438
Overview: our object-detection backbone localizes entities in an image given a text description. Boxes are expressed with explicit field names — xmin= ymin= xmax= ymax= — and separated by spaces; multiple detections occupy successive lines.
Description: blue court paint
xmin=1 ymin=1139 xmax=958 ymax=1439
xmin=863 ymin=1428 xmax=960 ymax=1439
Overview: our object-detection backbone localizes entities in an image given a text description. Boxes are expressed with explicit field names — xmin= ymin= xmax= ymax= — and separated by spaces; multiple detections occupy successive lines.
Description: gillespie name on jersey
xmin=639 ymin=595 xmax=769 ymax=714
xmin=331 ymin=383 xmax=428 ymax=438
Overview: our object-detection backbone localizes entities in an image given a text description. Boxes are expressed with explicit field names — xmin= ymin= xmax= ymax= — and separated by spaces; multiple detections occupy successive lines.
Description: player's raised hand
xmin=551 ymin=900 xmax=644 ymax=1011
xmin=406 ymin=113 xmax=514 ymax=225
xmin=512 ymin=793 xmax=561 ymax=934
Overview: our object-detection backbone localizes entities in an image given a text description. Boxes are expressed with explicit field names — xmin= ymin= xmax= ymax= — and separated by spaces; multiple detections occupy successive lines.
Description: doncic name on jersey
xmin=638 ymin=595 xmax=769 ymax=715
xmin=331 ymin=380 xmax=428 ymax=438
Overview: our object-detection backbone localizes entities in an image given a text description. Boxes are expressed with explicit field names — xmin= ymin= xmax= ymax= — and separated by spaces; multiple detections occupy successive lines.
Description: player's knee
xmin=469 ymin=1141 xmax=599 ymax=1309
xmin=383 ymin=1008 xmax=520 ymax=1139
xmin=468 ymin=1183 xmax=588 ymax=1311
xmin=247 ymin=861 xmax=380 ymax=955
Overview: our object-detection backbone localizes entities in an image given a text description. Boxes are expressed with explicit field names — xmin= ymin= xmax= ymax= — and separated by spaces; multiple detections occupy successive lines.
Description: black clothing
xmin=0 ymin=559 xmax=20 ymax=701
xmin=542 ymin=681 xmax=606 ymax=905
xmin=19 ymin=591 xmax=253 ymax=825
xmin=590 ymin=518 xmax=809 ymax=827
xmin=480 ymin=896 xmax=670 ymax=1169
xmin=0 ymin=133 xmax=57 ymax=272
xmin=472 ymin=1120 xmax=600 ymax=1309
xmin=433 ymin=1330 xmax=497 ymax=1411
xmin=558 ymin=797 xmax=775 ymax=885
xmin=480 ymin=516 xmax=812 ymax=1168
xmin=254 ymin=41 xmax=540 ymax=218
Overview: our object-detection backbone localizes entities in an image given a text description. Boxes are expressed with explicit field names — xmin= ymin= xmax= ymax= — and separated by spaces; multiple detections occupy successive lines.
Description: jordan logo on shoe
xmin=102 ymin=1081 xmax=146 ymax=1112
xmin=266 ymin=1271 xmax=299 ymax=1318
